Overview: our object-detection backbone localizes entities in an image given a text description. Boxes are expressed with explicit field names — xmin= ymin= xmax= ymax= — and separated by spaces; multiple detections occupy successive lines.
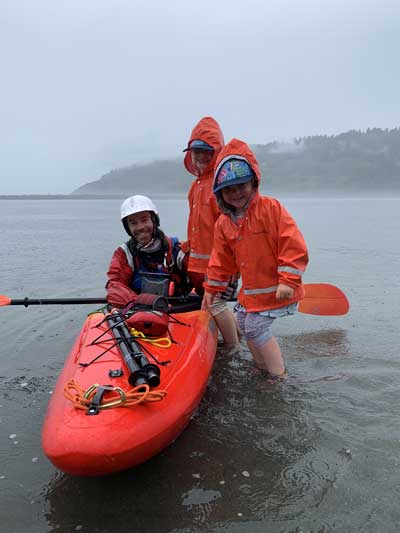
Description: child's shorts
xmin=206 ymin=275 xmax=239 ymax=317
xmin=208 ymin=295 xmax=229 ymax=317
xmin=234 ymin=303 xmax=297 ymax=347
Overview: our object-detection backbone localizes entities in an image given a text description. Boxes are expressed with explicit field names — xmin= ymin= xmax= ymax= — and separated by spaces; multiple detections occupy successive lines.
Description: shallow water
xmin=1 ymin=197 xmax=399 ymax=532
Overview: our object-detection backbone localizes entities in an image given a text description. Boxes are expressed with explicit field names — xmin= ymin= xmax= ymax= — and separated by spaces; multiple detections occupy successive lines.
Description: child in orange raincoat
xmin=181 ymin=117 xmax=239 ymax=346
xmin=203 ymin=139 xmax=309 ymax=380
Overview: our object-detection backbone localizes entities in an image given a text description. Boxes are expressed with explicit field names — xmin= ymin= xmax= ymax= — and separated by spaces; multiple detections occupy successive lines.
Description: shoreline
xmin=0 ymin=191 xmax=399 ymax=200
xmin=0 ymin=193 xmax=188 ymax=200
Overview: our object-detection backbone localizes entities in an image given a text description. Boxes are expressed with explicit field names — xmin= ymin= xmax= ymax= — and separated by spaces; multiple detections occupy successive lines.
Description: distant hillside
xmin=73 ymin=128 xmax=400 ymax=195
xmin=74 ymin=159 xmax=188 ymax=196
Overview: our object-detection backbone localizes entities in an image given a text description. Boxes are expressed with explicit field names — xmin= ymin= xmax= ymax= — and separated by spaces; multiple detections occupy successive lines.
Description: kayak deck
xmin=42 ymin=309 xmax=217 ymax=476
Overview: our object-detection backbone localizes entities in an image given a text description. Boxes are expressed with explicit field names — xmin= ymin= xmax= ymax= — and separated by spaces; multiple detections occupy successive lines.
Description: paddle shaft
xmin=5 ymin=295 xmax=200 ymax=306
xmin=4 ymin=296 xmax=202 ymax=314
xmin=7 ymin=297 xmax=107 ymax=306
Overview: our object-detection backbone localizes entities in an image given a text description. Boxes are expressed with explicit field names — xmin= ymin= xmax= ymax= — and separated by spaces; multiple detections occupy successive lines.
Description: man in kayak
xmin=203 ymin=139 xmax=309 ymax=381
xmin=106 ymin=195 xmax=190 ymax=308
xmin=181 ymin=116 xmax=239 ymax=346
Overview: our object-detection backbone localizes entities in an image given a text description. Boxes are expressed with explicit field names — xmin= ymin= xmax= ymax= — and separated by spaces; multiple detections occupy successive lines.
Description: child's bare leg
xmin=214 ymin=309 xmax=239 ymax=346
xmin=247 ymin=336 xmax=285 ymax=376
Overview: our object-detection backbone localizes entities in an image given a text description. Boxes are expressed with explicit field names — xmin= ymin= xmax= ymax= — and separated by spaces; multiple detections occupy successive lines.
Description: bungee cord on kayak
xmin=79 ymin=307 xmax=173 ymax=371
xmin=64 ymin=307 xmax=174 ymax=413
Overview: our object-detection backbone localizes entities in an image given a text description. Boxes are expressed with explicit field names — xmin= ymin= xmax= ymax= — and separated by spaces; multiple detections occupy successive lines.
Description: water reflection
xmin=281 ymin=328 xmax=350 ymax=359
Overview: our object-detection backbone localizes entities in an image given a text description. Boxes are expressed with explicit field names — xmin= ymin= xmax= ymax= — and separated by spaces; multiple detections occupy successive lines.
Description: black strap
xmin=87 ymin=385 xmax=114 ymax=415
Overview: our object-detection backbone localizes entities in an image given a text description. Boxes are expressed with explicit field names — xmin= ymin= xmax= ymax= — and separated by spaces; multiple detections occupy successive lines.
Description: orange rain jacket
xmin=204 ymin=139 xmax=309 ymax=313
xmin=181 ymin=116 xmax=224 ymax=274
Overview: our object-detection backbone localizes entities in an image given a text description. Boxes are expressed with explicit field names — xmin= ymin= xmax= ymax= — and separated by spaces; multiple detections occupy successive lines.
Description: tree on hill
xmin=73 ymin=128 xmax=400 ymax=195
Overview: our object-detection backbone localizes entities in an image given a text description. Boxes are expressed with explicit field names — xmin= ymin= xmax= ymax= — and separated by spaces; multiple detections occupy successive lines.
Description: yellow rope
xmin=64 ymin=380 xmax=167 ymax=410
xmin=129 ymin=328 xmax=172 ymax=348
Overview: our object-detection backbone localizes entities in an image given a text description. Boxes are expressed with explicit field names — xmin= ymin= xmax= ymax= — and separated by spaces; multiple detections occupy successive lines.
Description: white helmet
xmin=120 ymin=195 xmax=159 ymax=220
xmin=120 ymin=195 xmax=160 ymax=236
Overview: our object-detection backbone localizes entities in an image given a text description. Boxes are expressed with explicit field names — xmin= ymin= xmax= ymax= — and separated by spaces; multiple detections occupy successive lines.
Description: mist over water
xmin=1 ymin=197 xmax=399 ymax=532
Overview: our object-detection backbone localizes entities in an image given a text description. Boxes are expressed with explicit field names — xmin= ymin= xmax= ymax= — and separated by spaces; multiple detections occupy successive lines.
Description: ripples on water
xmin=2 ymin=198 xmax=400 ymax=532
xmin=33 ymin=341 xmax=343 ymax=533
xmin=178 ymin=343 xmax=340 ymax=527
xmin=2 ymin=326 xmax=398 ymax=533
xmin=0 ymin=335 xmax=349 ymax=533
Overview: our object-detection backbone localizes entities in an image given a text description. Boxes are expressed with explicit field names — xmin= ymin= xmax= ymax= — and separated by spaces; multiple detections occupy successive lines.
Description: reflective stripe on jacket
xmin=182 ymin=116 xmax=224 ymax=274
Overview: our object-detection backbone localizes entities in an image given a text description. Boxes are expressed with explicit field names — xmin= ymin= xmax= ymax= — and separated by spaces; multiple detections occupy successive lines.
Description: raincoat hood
xmin=212 ymin=138 xmax=262 ymax=214
xmin=183 ymin=116 xmax=224 ymax=176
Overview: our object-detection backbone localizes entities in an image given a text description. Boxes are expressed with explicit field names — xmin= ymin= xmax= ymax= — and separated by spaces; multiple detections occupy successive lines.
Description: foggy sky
xmin=1 ymin=0 xmax=399 ymax=194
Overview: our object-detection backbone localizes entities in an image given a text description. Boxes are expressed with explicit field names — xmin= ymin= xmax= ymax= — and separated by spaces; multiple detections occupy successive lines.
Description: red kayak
xmin=42 ymin=307 xmax=217 ymax=476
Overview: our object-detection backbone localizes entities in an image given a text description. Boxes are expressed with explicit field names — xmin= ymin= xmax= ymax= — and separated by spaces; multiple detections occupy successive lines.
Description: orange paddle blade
xmin=299 ymin=283 xmax=349 ymax=316
xmin=0 ymin=295 xmax=12 ymax=306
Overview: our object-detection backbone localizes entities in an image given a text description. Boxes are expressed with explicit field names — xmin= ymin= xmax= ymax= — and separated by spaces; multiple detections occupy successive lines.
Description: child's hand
xmin=202 ymin=292 xmax=217 ymax=310
xmin=276 ymin=283 xmax=294 ymax=300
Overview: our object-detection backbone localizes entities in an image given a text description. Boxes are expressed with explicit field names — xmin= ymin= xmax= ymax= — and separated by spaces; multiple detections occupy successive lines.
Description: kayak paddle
xmin=298 ymin=283 xmax=349 ymax=316
xmin=0 ymin=283 xmax=349 ymax=315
